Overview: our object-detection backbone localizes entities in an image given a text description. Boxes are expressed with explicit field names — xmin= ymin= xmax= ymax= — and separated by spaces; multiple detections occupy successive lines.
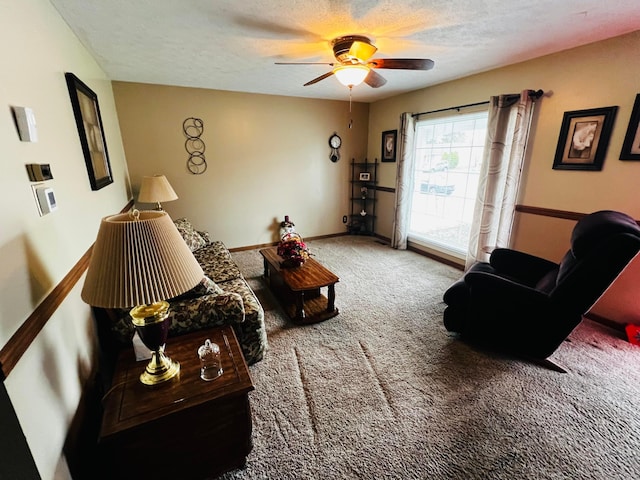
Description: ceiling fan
xmin=275 ymin=35 xmax=434 ymax=88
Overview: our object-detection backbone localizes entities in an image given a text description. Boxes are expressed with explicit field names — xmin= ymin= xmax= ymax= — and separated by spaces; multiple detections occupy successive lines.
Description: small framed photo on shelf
xmin=552 ymin=106 xmax=618 ymax=171
xmin=359 ymin=172 xmax=371 ymax=181
xmin=381 ymin=129 xmax=397 ymax=162
xmin=620 ymin=94 xmax=640 ymax=160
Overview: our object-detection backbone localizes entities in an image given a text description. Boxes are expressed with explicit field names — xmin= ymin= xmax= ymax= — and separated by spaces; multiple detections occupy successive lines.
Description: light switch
xmin=12 ymin=106 xmax=38 ymax=142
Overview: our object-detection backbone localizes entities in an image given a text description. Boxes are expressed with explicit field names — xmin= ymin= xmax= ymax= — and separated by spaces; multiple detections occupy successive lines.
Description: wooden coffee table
xmin=260 ymin=247 xmax=339 ymax=324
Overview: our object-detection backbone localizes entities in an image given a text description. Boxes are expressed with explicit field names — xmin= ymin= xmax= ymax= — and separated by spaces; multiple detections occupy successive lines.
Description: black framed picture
xmin=65 ymin=72 xmax=113 ymax=190
xmin=381 ymin=129 xmax=397 ymax=162
xmin=552 ymin=106 xmax=618 ymax=171
xmin=620 ymin=94 xmax=640 ymax=160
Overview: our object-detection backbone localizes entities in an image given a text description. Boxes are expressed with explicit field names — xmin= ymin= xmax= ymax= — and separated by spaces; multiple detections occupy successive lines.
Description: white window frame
xmin=408 ymin=109 xmax=489 ymax=260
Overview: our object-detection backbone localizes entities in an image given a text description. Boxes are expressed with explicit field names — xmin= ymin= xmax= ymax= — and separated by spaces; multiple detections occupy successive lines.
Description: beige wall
xmin=367 ymin=31 xmax=640 ymax=325
xmin=0 ymin=0 xmax=130 ymax=477
xmin=2 ymin=3 xmax=639 ymax=476
xmin=112 ymin=82 xmax=369 ymax=248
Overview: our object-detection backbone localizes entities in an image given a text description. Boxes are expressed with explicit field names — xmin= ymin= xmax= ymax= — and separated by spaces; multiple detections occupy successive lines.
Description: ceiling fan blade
xmin=348 ymin=40 xmax=377 ymax=62
xmin=364 ymin=69 xmax=387 ymax=88
xmin=275 ymin=62 xmax=335 ymax=66
xmin=304 ymin=71 xmax=335 ymax=86
xmin=369 ymin=58 xmax=435 ymax=70
xmin=232 ymin=15 xmax=319 ymax=40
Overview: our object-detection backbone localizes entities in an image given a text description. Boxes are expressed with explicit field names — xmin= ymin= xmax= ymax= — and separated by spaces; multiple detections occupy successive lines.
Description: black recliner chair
xmin=443 ymin=210 xmax=640 ymax=365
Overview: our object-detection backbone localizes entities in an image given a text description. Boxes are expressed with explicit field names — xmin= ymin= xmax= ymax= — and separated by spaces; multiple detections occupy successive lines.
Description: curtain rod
xmin=412 ymin=89 xmax=544 ymax=118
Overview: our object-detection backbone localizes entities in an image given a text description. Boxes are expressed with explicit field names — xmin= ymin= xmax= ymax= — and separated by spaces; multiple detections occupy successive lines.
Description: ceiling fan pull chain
xmin=349 ymin=86 xmax=353 ymax=129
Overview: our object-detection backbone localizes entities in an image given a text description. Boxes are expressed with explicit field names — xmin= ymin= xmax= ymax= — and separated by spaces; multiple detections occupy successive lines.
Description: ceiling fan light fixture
xmin=333 ymin=65 xmax=370 ymax=87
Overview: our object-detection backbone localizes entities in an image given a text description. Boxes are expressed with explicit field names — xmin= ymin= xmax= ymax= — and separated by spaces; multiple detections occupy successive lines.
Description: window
xmin=409 ymin=111 xmax=488 ymax=258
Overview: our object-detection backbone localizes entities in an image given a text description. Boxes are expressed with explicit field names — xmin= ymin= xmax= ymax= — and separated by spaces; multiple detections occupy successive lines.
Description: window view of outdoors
xmin=409 ymin=111 xmax=488 ymax=257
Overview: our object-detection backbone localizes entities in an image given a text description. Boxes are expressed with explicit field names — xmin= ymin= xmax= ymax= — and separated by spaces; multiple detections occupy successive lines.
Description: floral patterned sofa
xmin=95 ymin=218 xmax=267 ymax=371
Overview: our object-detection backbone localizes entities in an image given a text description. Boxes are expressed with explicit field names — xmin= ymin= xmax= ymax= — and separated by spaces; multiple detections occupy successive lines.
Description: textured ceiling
xmin=50 ymin=0 xmax=640 ymax=103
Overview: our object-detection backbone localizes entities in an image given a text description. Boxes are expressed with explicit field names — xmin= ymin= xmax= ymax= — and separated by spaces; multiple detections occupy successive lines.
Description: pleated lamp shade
xmin=81 ymin=210 xmax=203 ymax=308
xmin=137 ymin=175 xmax=178 ymax=206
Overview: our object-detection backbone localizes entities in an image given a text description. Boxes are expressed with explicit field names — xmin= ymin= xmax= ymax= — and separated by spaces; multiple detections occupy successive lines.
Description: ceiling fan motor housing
xmin=332 ymin=35 xmax=374 ymax=63
xmin=280 ymin=34 xmax=433 ymax=88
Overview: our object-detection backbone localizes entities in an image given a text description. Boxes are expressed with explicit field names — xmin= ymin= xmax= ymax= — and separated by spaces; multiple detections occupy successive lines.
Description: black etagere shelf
xmin=348 ymin=158 xmax=378 ymax=235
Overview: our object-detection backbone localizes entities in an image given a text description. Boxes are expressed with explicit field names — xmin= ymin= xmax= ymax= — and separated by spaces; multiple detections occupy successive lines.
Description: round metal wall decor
xmin=183 ymin=117 xmax=207 ymax=174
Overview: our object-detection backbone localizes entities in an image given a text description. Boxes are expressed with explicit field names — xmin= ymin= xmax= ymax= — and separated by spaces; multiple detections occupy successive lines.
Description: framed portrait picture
xmin=65 ymin=72 xmax=113 ymax=190
xmin=381 ymin=129 xmax=397 ymax=162
xmin=359 ymin=172 xmax=371 ymax=181
xmin=552 ymin=106 xmax=618 ymax=171
xmin=620 ymin=94 xmax=640 ymax=160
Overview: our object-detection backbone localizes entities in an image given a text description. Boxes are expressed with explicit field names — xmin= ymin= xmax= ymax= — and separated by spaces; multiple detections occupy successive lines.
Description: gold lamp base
xmin=130 ymin=301 xmax=180 ymax=386
xmin=139 ymin=347 xmax=180 ymax=385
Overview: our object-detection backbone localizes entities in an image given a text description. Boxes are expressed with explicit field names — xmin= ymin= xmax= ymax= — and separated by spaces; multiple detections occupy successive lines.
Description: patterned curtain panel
xmin=391 ymin=112 xmax=417 ymax=249
xmin=465 ymin=90 xmax=537 ymax=270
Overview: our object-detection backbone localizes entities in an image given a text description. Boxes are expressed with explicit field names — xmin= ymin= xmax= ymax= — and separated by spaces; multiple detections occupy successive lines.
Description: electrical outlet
xmin=342 ymin=215 xmax=347 ymax=223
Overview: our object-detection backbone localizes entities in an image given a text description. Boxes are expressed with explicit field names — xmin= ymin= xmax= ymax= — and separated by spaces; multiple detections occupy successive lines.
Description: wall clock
xmin=329 ymin=132 xmax=342 ymax=162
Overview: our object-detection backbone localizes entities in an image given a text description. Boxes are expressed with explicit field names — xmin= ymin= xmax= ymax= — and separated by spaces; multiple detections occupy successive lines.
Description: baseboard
xmin=584 ymin=312 xmax=626 ymax=336
xmin=407 ymin=244 xmax=464 ymax=270
xmin=228 ymin=232 xmax=349 ymax=253
xmin=231 ymin=232 xmax=465 ymax=273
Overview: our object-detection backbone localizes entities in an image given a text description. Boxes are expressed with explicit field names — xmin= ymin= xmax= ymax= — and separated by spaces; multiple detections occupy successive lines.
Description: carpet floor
xmin=221 ymin=235 xmax=640 ymax=480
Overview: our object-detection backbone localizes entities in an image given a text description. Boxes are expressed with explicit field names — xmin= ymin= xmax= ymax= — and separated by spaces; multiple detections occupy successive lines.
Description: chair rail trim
xmin=0 ymin=200 xmax=134 ymax=381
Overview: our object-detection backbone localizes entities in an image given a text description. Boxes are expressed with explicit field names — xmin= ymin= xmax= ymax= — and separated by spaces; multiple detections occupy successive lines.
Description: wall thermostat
xmin=34 ymin=185 xmax=57 ymax=216
xmin=12 ymin=106 xmax=38 ymax=142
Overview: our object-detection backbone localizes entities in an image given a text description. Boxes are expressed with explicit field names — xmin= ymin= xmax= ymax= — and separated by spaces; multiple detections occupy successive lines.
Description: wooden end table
xmin=260 ymin=247 xmax=339 ymax=324
xmin=99 ymin=325 xmax=254 ymax=480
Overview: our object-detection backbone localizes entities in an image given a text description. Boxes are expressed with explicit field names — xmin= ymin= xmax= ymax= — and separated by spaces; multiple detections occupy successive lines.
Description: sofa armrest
xmin=110 ymin=292 xmax=245 ymax=345
xmin=169 ymin=291 xmax=245 ymax=336
xmin=489 ymin=248 xmax=558 ymax=286
xmin=197 ymin=230 xmax=211 ymax=245
xmin=465 ymin=270 xmax=550 ymax=308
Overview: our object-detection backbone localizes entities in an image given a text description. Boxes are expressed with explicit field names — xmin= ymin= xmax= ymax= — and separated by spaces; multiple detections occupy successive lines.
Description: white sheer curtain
xmin=465 ymin=90 xmax=537 ymax=270
xmin=391 ymin=112 xmax=416 ymax=249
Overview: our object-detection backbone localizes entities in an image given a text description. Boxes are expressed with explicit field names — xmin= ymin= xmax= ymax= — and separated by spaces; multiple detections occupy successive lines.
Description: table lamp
xmin=81 ymin=209 xmax=204 ymax=385
xmin=137 ymin=174 xmax=178 ymax=210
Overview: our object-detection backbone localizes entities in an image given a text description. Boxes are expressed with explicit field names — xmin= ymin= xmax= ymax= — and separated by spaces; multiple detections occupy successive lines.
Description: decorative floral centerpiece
xmin=278 ymin=232 xmax=309 ymax=267
xmin=277 ymin=215 xmax=309 ymax=267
